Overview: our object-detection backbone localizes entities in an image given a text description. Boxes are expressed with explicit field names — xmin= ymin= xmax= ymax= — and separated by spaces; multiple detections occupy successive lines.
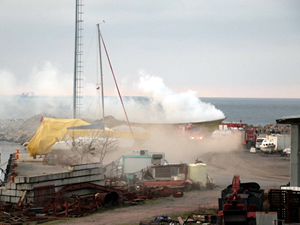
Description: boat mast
xmin=97 ymin=22 xmax=105 ymax=134
xmin=73 ymin=0 xmax=84 ymax=119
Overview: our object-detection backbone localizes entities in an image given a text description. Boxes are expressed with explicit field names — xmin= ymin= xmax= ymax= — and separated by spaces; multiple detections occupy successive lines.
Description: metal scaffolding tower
xmin=73 ymin=0 xmax=84 ymax=119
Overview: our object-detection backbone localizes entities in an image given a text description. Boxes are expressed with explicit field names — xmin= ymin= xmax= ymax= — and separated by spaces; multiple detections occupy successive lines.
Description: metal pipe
xmin=95 ymin=192 xmax=112 ymax=205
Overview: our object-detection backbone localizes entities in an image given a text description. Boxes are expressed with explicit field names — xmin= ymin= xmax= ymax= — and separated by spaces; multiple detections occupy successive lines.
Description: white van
xmin=256 ymin=138 xmax=266 ymax=149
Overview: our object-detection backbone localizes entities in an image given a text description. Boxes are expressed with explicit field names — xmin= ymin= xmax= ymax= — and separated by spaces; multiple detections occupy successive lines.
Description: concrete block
xmin=14 ymin=176 xmax=25 ymax=183
xmin=90 ymin=181 xmax=106 ymax=186
xmin=1 ymin=189 xmax=24 ymax=197
xmin=16 ymin=190 xmax=34 ymax=198
xmin=1 ymin=189 xmax=17 ymax=196
xmin=0 ymin=187 xmax=6 ymax=194
xmin=16 ymin=183 xmax=32 ymax=190
xmin=5 ymin=182 xmax=17 ymax=189
xmin=11 ymin=183 xmax=17 ymax=190
xmin=68 ymin=163 xmax=103 ymax=171
xmin=4 ymin=183 xmax=9 ymax=189
xmin=5 ymin=182 xmax=10 ymax=189
xmin=16 ymin=174 xmax=105 ymax=190
xmin=0 ymin=195 xmax=5 ymax=202
xmin=4 ymin=196 xmax=10 ymax=202
xmin=15 ymin=190 xmax=25 ymax=197
xmin=10 ymin=196 xmax=19 ymax=204
xmin=22 ymin=167 xmax=105 ymax=183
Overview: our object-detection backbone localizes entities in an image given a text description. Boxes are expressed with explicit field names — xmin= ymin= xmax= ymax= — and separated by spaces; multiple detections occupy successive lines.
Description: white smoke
xmin=27 ymin=62 xmax=73 ymax=96
xmin=0 ymin=69 xmax=17 ymax=95
xmin=126 ymin=74 xmax=225 ymax=123
xmin=0 ymin=66 xmax=225 ymax=123
xmin=83 ymin=73 xmax=225 ymax=123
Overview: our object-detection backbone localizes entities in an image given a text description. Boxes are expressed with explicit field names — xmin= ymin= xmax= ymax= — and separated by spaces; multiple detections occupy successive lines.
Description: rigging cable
xmin=100 ymin=34 xmax=134 ymax=137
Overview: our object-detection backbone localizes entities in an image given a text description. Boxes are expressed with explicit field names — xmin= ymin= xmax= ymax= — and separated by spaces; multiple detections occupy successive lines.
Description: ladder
xmin=73 ymin=0 xmax=84 ymax=119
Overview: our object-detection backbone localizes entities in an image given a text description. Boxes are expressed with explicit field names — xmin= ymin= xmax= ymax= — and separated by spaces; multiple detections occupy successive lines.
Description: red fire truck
xmin=177 ymin=124 xmax=206 ymax=140
xmin=219 ymin=122 xmax=257 ymax=149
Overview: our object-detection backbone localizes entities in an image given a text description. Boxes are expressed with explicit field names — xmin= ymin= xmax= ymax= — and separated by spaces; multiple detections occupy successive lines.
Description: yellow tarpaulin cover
xmin=27 ymin=118 xmax=90 ymax=157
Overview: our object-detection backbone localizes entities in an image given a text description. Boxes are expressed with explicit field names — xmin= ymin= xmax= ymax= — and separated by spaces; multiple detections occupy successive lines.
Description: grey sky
xmin=1 ymin=0 xmax=300 ymax=98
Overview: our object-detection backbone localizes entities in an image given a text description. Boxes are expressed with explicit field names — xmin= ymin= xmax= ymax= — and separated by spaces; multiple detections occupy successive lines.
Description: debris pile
xmin=0 ymin=154 xmax=106 ymax=204
xmin=0 ymin=152 xmax=186 ymax=223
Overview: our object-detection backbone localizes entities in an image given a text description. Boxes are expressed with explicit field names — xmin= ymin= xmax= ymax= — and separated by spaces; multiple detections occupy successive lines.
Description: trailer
xmin=121 ymin=150 xmax=165 ymax=180
xmin=136 ymin=162 xmax=208 ymax=191
xmin=266 ymin=134 xmax=291 ymax=151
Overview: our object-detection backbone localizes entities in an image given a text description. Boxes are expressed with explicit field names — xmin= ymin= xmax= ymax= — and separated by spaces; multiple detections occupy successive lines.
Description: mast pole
xmin=73 ymin=0 xmax=79 ymax=119
xmin=97 ymin=22 xmax=105 ymax=135
xmin=73 ymin=0 xmax=84 ymax=119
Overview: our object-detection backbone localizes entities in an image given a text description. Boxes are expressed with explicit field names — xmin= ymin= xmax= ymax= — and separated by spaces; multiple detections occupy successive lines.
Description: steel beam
xmin=277 ymin=116 xmax=300 ymax=186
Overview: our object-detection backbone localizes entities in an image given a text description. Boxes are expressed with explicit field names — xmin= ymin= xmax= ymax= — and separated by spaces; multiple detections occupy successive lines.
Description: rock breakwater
xmin=0 ymin=113 xmax=291 ymax=144
xmin=0 ymin=113 xmax=53 ymax=144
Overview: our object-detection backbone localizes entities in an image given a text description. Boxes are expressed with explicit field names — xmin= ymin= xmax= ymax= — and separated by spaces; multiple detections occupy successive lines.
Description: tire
xmin=184 ymin=182 xmax=192 ymax=192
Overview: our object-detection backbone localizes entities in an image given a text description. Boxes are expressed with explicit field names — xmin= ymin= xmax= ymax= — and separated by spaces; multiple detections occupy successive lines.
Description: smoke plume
xmin=132 ymin=74 xmax=225 ymax=123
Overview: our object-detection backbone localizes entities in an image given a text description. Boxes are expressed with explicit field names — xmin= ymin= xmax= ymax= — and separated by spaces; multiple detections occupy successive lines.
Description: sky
xmin=1 ymin=0 xmax=300 ymax=99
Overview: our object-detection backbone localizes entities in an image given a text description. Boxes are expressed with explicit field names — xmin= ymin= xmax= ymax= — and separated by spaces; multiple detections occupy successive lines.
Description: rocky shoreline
xmin=0 ymin=115 xmax=43 ymax=144
xmin=0 ymin=114 xmax=291 ymax=144
xmin=249 ymin=123 xmax=291 ymax=136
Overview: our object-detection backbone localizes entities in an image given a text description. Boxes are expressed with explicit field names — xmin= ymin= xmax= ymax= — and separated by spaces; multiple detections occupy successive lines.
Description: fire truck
xmin=177 ymin=124 xmax=207 ymax=140
xmin=219 ymin=122 xmax=257 ymax=149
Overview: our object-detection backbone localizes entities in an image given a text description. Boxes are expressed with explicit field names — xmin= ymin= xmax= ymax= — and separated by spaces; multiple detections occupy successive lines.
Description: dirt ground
xmin=57 ymin=141 xmax=290 ymax=225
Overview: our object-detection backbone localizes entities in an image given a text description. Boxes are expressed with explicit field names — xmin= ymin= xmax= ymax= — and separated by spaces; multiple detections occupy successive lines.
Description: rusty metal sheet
xmin=34 ymin=185 xmax=55 ymax=207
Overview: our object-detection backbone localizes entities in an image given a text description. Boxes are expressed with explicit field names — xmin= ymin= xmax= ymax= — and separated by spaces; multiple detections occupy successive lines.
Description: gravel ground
xmin=55 ymin=147 xmax=289 ymax=225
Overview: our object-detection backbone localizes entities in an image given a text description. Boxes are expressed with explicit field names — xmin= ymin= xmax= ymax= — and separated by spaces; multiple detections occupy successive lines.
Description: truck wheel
xmin=247 ymin=141 xmax=254 ymax=149
xmin=184 ymin=183 xmax=192 ymax=192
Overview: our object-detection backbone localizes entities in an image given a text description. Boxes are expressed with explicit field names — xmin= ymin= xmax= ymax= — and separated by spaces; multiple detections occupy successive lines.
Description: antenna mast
xmin=97 ymin=22 xmax=105 ymax=131
xmin=73 ymin=0 xmax=84 ymax=119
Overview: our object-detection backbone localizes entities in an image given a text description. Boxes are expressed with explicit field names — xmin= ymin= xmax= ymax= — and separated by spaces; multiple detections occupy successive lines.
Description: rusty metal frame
xmin=34 ymin=185 xmax=55 ymax=207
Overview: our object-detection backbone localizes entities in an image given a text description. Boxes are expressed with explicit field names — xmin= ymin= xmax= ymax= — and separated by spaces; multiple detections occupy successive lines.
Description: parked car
xmin=256 ymin=138 xmax=266 ymax=149
xmin=282 ymin=147 xmax=291 ymax=157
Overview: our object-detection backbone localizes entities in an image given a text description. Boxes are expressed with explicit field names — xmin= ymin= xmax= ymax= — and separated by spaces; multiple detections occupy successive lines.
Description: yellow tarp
xmin=27 ymin=118 xmax=90 ymax=157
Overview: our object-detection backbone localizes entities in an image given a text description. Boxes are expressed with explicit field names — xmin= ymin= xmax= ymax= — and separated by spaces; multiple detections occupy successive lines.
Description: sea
xmin=201 ymin=97 xmax=300 ymax=125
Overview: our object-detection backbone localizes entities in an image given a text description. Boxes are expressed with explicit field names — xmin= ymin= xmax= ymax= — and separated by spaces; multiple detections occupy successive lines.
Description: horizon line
xmin=1 ymin=94 xmax=300 ymax=100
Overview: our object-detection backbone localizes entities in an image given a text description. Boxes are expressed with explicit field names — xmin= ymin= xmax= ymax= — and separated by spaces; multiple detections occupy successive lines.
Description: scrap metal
xmin=0 ymin=180 xmax=183 ymax=223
